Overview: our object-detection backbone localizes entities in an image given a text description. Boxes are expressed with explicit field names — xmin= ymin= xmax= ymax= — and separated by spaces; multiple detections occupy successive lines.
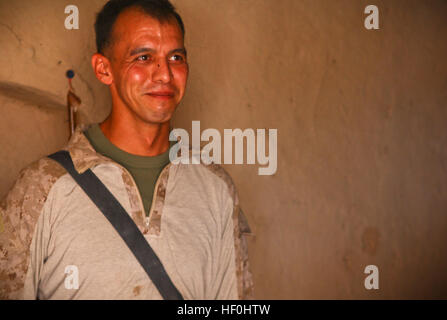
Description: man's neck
xmin=99 ymin=112 xmax=171 ymax=157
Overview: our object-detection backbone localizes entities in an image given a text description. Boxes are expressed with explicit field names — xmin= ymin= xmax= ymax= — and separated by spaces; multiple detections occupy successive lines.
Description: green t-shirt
xmin=84 ymin=124 xmax=171 ymax=217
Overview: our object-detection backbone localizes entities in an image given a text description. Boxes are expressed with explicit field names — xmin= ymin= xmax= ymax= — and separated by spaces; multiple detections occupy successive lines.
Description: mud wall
xmin=0 ymin=0 xmax=446 ymax=299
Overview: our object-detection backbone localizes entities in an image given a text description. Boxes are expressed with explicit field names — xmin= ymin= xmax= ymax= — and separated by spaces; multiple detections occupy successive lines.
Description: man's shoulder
xmin=17 ymin=155 xmax=67 ymax=188
xmin=1 ymin=154 xmax=68 ymax=208
xmin=174 ymin=161 xmax=239 ymax=200
xmin=201 ymin=162 xmax=238 ymax=197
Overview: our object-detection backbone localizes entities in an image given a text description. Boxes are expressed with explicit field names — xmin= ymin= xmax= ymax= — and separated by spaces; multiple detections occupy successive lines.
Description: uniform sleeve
xmin=232 ymin=206 xmax=254 ymax=300
xmin=0 ymin=159 xmax=64 ymax=299
xmin=204 ymin=163 xmax=255 ymax=300
xmin=210 ymin=187 xmax=254 ymax=300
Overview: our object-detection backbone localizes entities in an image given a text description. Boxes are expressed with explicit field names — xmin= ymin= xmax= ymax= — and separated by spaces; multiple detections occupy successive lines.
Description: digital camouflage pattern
xmin=203 ymin=163 xmax=254 ymax=299
xmin=0 ymin=158 xmax=66 ymax=299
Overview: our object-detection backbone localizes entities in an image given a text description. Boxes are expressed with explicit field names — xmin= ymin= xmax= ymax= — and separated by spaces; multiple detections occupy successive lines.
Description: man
xmin=0 ymin=0 xmax=253 ymax=299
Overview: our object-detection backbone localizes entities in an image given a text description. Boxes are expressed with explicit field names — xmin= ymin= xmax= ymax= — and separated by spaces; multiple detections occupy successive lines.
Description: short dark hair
xmin=94 ymin=0 xmax=185 ymax=54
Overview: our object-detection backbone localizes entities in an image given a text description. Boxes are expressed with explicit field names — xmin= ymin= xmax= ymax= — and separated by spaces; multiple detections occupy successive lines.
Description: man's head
xmin=94 ymin=0 xmax=185 ymax=55
xmin=92 ymin=0 xmax=188 ymax=126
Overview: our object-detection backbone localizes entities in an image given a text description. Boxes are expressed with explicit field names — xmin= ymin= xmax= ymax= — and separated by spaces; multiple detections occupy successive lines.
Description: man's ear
xmin=91 ymin=53 xmax=113 ymax=85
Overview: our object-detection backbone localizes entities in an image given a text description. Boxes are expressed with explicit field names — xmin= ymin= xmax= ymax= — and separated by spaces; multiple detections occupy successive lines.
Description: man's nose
xmin=152 ymin=58 xmax=172 ymax=83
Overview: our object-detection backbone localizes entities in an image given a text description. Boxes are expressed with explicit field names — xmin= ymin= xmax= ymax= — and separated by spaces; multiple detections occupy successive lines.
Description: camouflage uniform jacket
xmin=0 ymin=126 xmax=254 ymax=299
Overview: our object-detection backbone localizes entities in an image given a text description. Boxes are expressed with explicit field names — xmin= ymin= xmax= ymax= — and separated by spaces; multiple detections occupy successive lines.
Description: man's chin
xmin=134 ymin=102 xmax=178 ymax=124
xmin=139 ymin=112 xmax=174 ymax=125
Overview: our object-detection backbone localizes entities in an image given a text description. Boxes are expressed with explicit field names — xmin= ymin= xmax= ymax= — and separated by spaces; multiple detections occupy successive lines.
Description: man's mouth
xmin=145 ymin=91 xmax=175 ymax=99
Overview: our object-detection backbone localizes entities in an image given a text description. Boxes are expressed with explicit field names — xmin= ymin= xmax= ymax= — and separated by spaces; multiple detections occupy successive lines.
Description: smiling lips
xmin=146 ymin=91 xmax=175 ymax=100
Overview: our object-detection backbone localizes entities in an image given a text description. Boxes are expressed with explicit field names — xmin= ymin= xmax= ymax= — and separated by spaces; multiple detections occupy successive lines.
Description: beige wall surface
xmin=0 ymin=0 xmax=446 ymax=299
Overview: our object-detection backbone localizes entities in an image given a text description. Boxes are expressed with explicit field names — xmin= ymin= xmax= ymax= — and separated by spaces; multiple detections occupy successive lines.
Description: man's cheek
xmin=173 ymin=67 xmax=188 ymax=91
xmin=129 ymin=66 xmax=148 ymax=84
xmin=174 ymin=65 xmax=188 ymax=79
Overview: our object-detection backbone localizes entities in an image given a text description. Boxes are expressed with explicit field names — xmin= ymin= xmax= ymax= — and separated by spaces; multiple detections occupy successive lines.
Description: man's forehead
xmin=111 ymin=7 xmax=183 ymax=44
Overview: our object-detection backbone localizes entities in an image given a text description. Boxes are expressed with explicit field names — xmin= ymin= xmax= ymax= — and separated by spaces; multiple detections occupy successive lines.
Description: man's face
xmin=105 ymin=8 xmax=188 ymax=125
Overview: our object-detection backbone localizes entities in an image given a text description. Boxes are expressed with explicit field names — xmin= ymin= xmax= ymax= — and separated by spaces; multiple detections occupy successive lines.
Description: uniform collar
xmin=64 ymin=123 xmax=187 ymax=174
xmin=64 ymin=124 xmax=114 ymax=174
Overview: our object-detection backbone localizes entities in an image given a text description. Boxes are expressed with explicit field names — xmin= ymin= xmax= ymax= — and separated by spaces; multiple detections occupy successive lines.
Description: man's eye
xmin=170 ymin=55 xmax=184 ymax=62
xmin=137 ymin=55 xmax=150 ymax=61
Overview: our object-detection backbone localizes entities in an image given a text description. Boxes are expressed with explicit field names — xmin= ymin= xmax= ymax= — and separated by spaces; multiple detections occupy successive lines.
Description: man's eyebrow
xmin=171 ymin=48 xmax=187 ymax=56
xmin=129 ymin=47 xmax=155 ymax=56
xmin=129 ymin=47 xmax=187 ymax=57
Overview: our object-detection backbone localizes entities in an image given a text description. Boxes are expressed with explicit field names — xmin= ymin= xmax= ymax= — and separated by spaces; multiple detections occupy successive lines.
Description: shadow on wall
xmin=0 ymin=81 xmax=69 ymax=198
xmin=0 ymin=81 xmax=66 ymax=110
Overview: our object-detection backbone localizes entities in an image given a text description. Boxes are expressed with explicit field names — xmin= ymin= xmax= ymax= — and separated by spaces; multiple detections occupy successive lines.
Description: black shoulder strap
xmin=48 ymin=150 xmax=183 ymax=300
